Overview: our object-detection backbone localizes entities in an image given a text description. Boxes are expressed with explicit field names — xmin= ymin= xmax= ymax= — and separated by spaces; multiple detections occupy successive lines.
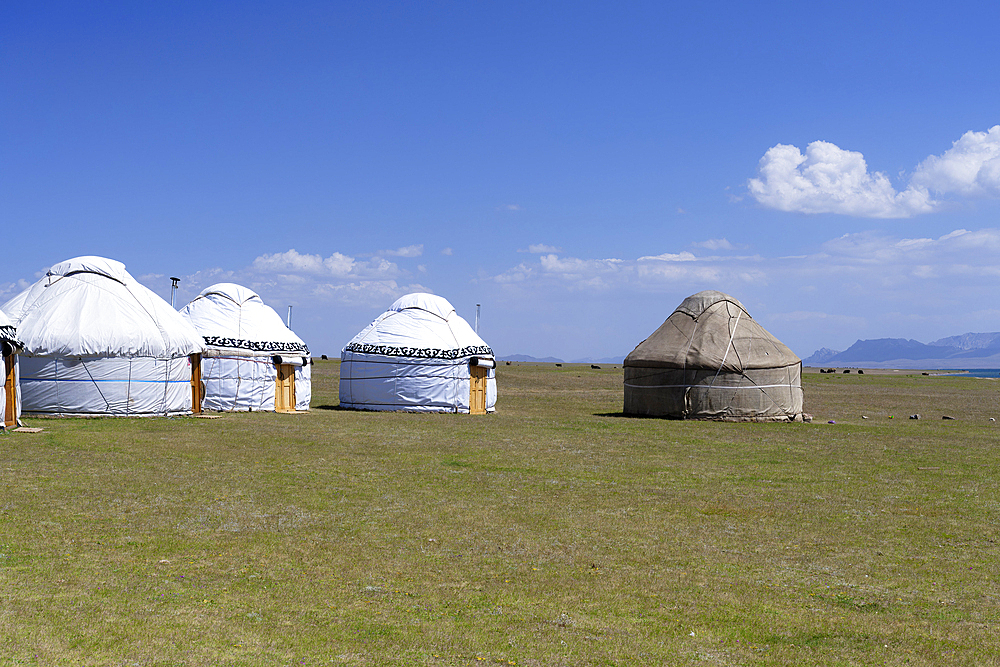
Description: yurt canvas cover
xmin=1 ymin=312 xmax=20 ymax=429
xmin=179 ymin=283 xmax=311 ymax=412
xmin=624 ymin=290 xmax=803 ymax=421
xmin=0 ymin=256 xmax=204 ymax=416
xmin=340 ymin=293 xmax=497 ymax=413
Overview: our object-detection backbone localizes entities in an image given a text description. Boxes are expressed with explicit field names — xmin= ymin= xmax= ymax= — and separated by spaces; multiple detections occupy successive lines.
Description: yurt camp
xmin=1 ymin=311 xmax=20 ymax=429
xmin=339 ymin=293 xmax=496 ymax=413
xmin=179 ymin=283 xmax=311 ymax=413
xmin=623 ymin=290 xmax=804 ymax=421
xmin=0 ymin=256 xmax=205 ymax=417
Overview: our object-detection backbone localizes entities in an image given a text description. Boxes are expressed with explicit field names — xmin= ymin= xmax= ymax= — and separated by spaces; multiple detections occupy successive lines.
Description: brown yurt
xmin=623 ymin=290 xmax=804 ymax=421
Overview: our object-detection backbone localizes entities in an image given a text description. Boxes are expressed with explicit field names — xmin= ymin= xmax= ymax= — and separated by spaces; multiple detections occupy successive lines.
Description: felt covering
xmin=340 ymin=293 xmax=496 ymax=413
xmin=624 ymin=290 xmax=803 ymax=421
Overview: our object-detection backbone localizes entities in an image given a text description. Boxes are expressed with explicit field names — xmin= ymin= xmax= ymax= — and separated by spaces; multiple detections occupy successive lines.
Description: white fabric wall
xmin=199 ymin=355 xmax=312 ymax=412
xmin=295 ymin=362 xmax=311 ymax=411
xmin=339 ymin=353 xmax=496 ymax=413
xmin=201 ymin=355 xmax=277 ymax=412
xmin=19 ymin=355 xmax=193 ymax=416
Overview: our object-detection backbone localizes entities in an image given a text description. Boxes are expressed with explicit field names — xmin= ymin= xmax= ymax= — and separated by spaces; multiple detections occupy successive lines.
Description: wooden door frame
xmin=275 ymin=363 xmax=296 ymax=413
xmin=190 ymin=353 xmax=202 ymax=415
xmin=3 ymin=352 xmax=16 ymax=428
xmin=468 ymin=364 xmax=488 ymax=415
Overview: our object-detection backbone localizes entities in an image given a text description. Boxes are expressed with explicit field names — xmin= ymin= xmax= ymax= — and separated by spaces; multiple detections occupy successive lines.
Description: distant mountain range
xmin=502 ymin=332 xmax=1000 ymax=369
xmin=501 ymin=354 xmax=626 ymax=364
xmin=803 ymin=332 xmax=1000 ymax=369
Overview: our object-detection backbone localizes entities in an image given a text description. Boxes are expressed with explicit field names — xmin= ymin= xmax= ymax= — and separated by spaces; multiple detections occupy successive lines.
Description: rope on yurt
xmin=81 ymin=359 xmax=112 ymax=414
xmin=127 ymin=358 xmax=133 ymax=416
xmin=709 ymin=308 xmax=741 ymax=390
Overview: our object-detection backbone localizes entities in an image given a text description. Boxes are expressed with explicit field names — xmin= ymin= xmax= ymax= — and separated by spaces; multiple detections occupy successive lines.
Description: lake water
xmin=941 ymin=369 xmax=1000 ymax=378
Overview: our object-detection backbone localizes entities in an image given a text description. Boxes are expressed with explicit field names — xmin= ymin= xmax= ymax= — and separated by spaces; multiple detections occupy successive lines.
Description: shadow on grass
xmin=594 ymin=412 xmax=682 ymax=420
xmin=315 ymin=404 xmax=352 ymax=411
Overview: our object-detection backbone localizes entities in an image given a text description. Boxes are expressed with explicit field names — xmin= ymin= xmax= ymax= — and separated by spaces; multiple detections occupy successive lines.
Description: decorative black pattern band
xmin=202 ymin=335 xmax=309 ymax=355
xmin=0 ymin=325 xmax=20 ymax=347
xmin=344 ymin=342 xmax=493 ymax=360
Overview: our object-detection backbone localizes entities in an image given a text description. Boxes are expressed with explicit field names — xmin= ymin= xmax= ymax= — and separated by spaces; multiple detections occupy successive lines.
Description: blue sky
xmin=4 ymin=1 xmax=1000 ymax=360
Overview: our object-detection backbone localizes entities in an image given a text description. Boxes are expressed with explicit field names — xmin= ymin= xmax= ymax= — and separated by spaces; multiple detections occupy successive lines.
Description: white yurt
xmin=179 ymin=283 xmax=311 ymax=413
xmin=1 ymin=311 xmax=21 ymax=429
xmin=0 ymin=256 xmax=205 ymax=416
xmin=340 ymin=293 xmax=497 ymax=413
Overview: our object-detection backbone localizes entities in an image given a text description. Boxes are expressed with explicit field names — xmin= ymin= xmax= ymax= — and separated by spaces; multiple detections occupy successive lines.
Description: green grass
xmin=1 ymin=361 xmax=999 ymax=665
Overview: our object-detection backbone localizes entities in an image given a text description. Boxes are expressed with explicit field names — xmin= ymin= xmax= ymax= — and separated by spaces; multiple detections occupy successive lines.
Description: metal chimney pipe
xmin=475 ymin=304 xmax=481 ymax=333
xmin=170 ymin=277 xmax=180 ymax=308
xmin=287 ymin=305 xmax=292 ymax=328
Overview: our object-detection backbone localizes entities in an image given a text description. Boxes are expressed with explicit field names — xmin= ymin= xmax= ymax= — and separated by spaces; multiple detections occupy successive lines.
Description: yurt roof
xmin=344 ymin=293 xmax=492 ymax=359
xmin=625 ymin=290 xmax=800 ymax=371
xmin=197 ymin=282 xmax=260 ymax=306
xmin=388 ymin=292 xmax=456 ymax=319
xmin=0 ymin=255 xmax=204 ymax=359
xmin=180 ymin=282 xmax=309 ymax=354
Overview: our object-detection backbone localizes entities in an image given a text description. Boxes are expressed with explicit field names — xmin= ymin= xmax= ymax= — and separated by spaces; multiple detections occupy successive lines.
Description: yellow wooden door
xmin=189 ymin=353 xmax=202 ymax=415
xmin=469 ymin=365 xmax=488 ymax=415
xmin=275 ymin=363 xmax=296 ymax=413
xmin=3 ymin=353 xmax=15 ymax=428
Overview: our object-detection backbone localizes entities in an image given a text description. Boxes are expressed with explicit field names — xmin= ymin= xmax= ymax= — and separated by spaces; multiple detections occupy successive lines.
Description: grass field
xmin=1 ymin=361 xmax=999 ymax=666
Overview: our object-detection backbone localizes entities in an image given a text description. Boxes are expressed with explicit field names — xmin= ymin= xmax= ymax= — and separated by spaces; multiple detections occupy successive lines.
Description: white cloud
xmin=440 ymin=247 xmax=454 ymax=256
xmin=692 ymin=238 xmax=738 ymax=251
xmin=748 ymin=141 xmax=935 ymax=218
xmin=308 ymin=279 xmax=427 ymax=306
xmin=383 ymin=244 xmax=424 ymax=258
xmin=493 ymin=262 xmax=533 ymax=284
xmin=749 ymin=125 xmax=1000 ymax=218
xmin=637 ymin=251 xmax=697 ymax=262
xmin=911 ymin=125 xmax=1000 ymax=196
xmin=0 ymin=278 xmax=30 ymax=303
xmin=489 ymin=227 xmax=1000 ymax=357
xmin=161 ymin=248 xmax=416 ymax=312
xmin=539 ymin=254 xmax=623 ymax=274
xmin=636 ymin=261 xmax=723 ymax=283
xmin=491 ymin=227 xmax=1000 ymax=303
xmin=251 ymin=249 xmax=357 ymax=276
xmin=252 ymin=249 xmax=327 ymax=274
xmin=493 ymin=251 xmax=711 ymax=291
xmin=520 ymin=243 xmax=562 ymax=254
xmin=820 ymin=228 xmax=1000 ymax=263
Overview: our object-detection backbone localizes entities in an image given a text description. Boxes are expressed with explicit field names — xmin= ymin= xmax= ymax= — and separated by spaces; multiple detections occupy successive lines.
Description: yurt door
xmin=3 ymin=353 xmax=15 ymax=428
xmin=469 ymin=365 xmax=488 ymax=415
xmin=275 ymin=364 xmax=296 ymax=413
xmin=190 ymin=353 xmax=203 ymax=415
